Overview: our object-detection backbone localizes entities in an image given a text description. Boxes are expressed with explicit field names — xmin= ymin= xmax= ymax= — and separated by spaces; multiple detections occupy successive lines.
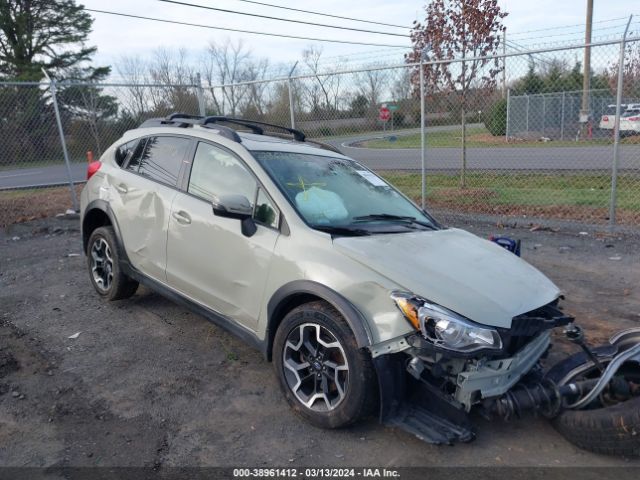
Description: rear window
xmin=133 ymin=136 xmax=190 ymax=187
xmin=622 ymin=109 xmax=640 ymax=118
xmin=115 ymin=140 xmax=139 ymax=166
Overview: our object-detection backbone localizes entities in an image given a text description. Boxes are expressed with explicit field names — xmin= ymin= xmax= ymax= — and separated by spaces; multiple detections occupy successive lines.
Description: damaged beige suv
xmin=81 ymin=115 xmax=640 ymax=455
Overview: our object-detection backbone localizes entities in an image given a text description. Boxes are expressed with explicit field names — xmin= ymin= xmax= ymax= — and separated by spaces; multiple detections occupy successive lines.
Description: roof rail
xmin=202 ymin=116 xmax=306 ymax=142
xmin=137 ymin=114 xmax=341 ymax=153
xmin=166 ymin=112 xmax=204 ymax=122
xmin=138 ymin=114 xmax=242 ymax=143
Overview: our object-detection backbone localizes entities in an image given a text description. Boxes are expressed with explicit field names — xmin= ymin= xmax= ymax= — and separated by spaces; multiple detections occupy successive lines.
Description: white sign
xmin=356 ymin=170 xmax=387 ymax=187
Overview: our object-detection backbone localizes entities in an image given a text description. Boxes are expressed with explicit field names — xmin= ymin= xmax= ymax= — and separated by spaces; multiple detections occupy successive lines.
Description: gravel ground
xmin=0 ymin=214 xmax=639 ymax=469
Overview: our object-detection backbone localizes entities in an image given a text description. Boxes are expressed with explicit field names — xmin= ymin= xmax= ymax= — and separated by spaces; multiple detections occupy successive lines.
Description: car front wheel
xmin=273 ymin=301 xmax=377 ymax=429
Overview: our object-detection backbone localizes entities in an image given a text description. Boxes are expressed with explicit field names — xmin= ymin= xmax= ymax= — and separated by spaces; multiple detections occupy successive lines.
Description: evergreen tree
xmin=0 ymin=0 xmax=107 ymax=81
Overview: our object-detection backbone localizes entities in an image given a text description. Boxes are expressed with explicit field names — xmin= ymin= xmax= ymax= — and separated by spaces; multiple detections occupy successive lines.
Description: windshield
xmin=252 ymin=150 xmax=437 ymax=234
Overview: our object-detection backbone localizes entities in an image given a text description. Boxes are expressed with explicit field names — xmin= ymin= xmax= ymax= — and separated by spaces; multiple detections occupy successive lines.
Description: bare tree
xmin=408 ymin=0 xmax=507 ymax=187
xmin=147 ymin=47 xmax=198 ymax=114
xmin=356 ymin=67 xmax=388 ymax=113
xmin=116 ymin=55 xmax=151 ymax=120
xmin=243 ymin=57 xmax=271 ymax=117
xmin=301 ymin=46 xmax=344 ymax=112
xmin=609 ymin=41 xmax=640 ymax=97
xmin=202 ymin=39 xmax=252 ymax=116
xmin=391 ymin=68 xmax=412 ymax=101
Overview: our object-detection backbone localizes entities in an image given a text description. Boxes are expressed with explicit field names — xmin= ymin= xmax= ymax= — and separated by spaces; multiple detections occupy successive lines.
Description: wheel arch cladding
xmin=82 ymin=200 xmax=120 ymax=254
xmin=266 ymin=280 xmax=374 ymax=361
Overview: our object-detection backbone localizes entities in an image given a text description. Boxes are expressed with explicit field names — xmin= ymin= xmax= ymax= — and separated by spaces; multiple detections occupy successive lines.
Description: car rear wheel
xmin=87 ymin=226 xmax=138 ymax=301
xmin=273 ymin=301 xmax=377 ymax=429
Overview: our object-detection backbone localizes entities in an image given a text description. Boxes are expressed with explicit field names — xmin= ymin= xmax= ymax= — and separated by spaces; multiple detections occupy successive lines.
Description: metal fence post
xmin=287 ymin=78 xmax=296 ymax=129
xmin=287 ymin=61 xmax=298 ymax=129
xmin=505 ymin=88 xmax=510 ymax=142
xmin=43 ymin=72 xmax=79 ymax=212
xmin=560 ymin=91 xmax=566 ymax=140
xmin=609 ymin=16 xmax=633 ymax=229
xmin=420 ymin=61 xmax=426 ymax=209
xmin=526 ymin=95 xmax=530 ymax=135
xmin=542 ymin=95 xmax=546 ymax=136
xmin=195 ymin=72 xmax=206 ymax=116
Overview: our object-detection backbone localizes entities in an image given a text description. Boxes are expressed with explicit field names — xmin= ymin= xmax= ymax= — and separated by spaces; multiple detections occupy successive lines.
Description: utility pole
xmin=580 ymin=0 xmax=594 ymax=135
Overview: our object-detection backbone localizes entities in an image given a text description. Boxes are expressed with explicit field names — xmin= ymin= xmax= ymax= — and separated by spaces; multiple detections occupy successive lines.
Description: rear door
xmin=111 ymin=135 xmax=192 ymax=282
xmin=165 ymin=141 xmax=281 ymax=330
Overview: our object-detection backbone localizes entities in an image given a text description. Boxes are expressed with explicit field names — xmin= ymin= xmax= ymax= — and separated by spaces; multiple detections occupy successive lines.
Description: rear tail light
xmin=602 ymin=116 xmax=609 ymax=121
xmin=87 ymin=161 xmax=102 ymax=180
xmin=629 ymin=117 xmax=640 ymax=121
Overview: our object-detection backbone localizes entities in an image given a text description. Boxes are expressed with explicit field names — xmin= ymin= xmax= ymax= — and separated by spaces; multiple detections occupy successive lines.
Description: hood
xmin=334 ymin=228 xmax=560 ymax=329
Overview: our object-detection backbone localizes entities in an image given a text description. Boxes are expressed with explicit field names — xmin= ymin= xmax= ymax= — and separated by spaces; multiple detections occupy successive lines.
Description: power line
xmin=227 ymin=0 xmax=409 ymax=29
xmin=508 ymin=15 xmax=631 ymax=37
xmin=158 ymin=0 xmax=407 ymax=37
xmin=85 ymin=9 xmax=409 ymax=48
xmin=510 ymin=21 xmax=637 ymax=43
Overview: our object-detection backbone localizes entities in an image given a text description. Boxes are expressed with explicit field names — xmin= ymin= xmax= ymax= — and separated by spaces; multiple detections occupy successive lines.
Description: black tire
xmin=86 ymin=226 xmax=138 ymax=301
xmin=273 ymin=301 xmax=377 ymax=429
xmin=545 ymin=349 xmax=640 ymax=457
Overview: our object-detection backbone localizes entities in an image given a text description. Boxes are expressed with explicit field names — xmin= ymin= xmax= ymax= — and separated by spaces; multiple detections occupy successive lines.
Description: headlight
xmin=391 ymin=292 xmax=502 ymax=353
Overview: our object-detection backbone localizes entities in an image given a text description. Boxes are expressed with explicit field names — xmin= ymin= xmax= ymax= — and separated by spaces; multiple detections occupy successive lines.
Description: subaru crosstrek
xmin=80 ymin=114 xmax=640 ymax=455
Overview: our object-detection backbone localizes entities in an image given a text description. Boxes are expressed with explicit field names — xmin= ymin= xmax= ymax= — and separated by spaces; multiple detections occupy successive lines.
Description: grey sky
xmin=83 ymin=0 xmax=639 ymax=72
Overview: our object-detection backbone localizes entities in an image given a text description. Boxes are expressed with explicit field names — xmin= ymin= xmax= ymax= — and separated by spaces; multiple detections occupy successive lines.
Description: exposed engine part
xmin=483 ymin=378 xmax=599 ymax=420
xmin=565 ymin=342 xmax=640 ymax=409
xmin=407 ymin=356 xmax=425 ymax=379
xmin=564 ymin=324 xmax=605 ymax=372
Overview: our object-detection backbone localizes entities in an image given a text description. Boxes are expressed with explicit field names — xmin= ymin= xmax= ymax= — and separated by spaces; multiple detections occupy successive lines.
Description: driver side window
xmin=188 ymin=142 xmax=257 ymax=203
xmin=188 ymin=142 xmax=280 ymax=229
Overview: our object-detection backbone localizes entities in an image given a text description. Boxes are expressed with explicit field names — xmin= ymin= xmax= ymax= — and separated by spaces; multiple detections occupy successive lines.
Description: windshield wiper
xmin=352 ymin=214 xmax=437 ymax=229
xmin=311 ymin=225 xmax=372 ymax=236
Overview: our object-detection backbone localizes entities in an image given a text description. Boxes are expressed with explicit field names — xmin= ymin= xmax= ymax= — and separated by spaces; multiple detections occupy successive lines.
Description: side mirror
xmin=212 ymin=194 xmax=253 ymax=219
xmin=212 ymin=194 xmax=257 ymax=238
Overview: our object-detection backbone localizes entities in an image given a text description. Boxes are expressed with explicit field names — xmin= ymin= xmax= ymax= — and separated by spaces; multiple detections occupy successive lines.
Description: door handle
xmin=172 ymin=210 xmax=192 ymax=225
xmin=115 ymin=184 xmax=128 ymax=194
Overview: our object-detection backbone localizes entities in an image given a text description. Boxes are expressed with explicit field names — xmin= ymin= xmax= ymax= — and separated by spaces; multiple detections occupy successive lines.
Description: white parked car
xmin=620 ymin=104 xmax=640 ymax=134
xmin=599 ymin=104 xmax=624 ymax=130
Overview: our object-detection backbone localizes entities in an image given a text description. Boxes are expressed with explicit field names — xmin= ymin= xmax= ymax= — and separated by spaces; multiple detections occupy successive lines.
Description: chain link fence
xmin=1 ymin=37 xmax=639 ymax=230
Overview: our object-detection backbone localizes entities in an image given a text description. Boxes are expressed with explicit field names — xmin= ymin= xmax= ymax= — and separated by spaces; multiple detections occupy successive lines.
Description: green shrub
xmin=484 ymin=99 xmax=508 ymax=136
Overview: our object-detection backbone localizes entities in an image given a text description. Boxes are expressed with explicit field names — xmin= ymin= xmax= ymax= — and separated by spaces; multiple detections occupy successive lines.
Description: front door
xmin=165 ymin=141 xmax=281 ymax=330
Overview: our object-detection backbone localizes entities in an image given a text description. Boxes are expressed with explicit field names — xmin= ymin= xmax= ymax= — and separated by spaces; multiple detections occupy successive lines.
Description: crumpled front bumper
xmin=454 ymin=331 xmax=551 ymax=409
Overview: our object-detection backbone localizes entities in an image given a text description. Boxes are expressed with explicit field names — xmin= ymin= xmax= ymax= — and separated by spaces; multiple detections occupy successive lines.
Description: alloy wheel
xmin=282 ymin=323 xmax=349 ymax=412
xmin=90 ymin=237 xmax=113 ymax=292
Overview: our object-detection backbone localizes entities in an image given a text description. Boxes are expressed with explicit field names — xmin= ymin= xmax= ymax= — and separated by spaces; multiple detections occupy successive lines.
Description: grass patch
xmin=361 ymin=127 xmax=635 ymax=149
xmin=381 ymin=172 xmax=640 ymax=215
xmin=0 ymin=185 xmax=81 ymax=227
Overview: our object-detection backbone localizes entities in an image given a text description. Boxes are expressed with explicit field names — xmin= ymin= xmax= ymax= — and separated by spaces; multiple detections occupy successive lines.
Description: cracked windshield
xmin=252 ymin=151 xmax=436 ymax=234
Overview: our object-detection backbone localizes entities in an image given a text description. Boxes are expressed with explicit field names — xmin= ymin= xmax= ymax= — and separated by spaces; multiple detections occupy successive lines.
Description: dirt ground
xmin=1 ymin=214 xmax=639 ymax=469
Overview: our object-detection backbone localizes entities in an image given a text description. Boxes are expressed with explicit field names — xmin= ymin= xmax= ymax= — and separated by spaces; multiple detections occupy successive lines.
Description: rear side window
xmin=125 ymin=138 xmax=147 ymax=172
xmin=115 ymin=140 xmax=138 ymax=166
xmin=136 ymin=136 xmax=190 ymax=187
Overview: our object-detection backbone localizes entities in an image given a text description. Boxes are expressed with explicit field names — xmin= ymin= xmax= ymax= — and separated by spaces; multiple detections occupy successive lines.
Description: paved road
xmin=0 ymin=163 xmax=87 ymax=190
xmin=324 ymin=128 xmax=640 ymax=172
xmin=2 ymin=126 xmax=639 ymax=189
